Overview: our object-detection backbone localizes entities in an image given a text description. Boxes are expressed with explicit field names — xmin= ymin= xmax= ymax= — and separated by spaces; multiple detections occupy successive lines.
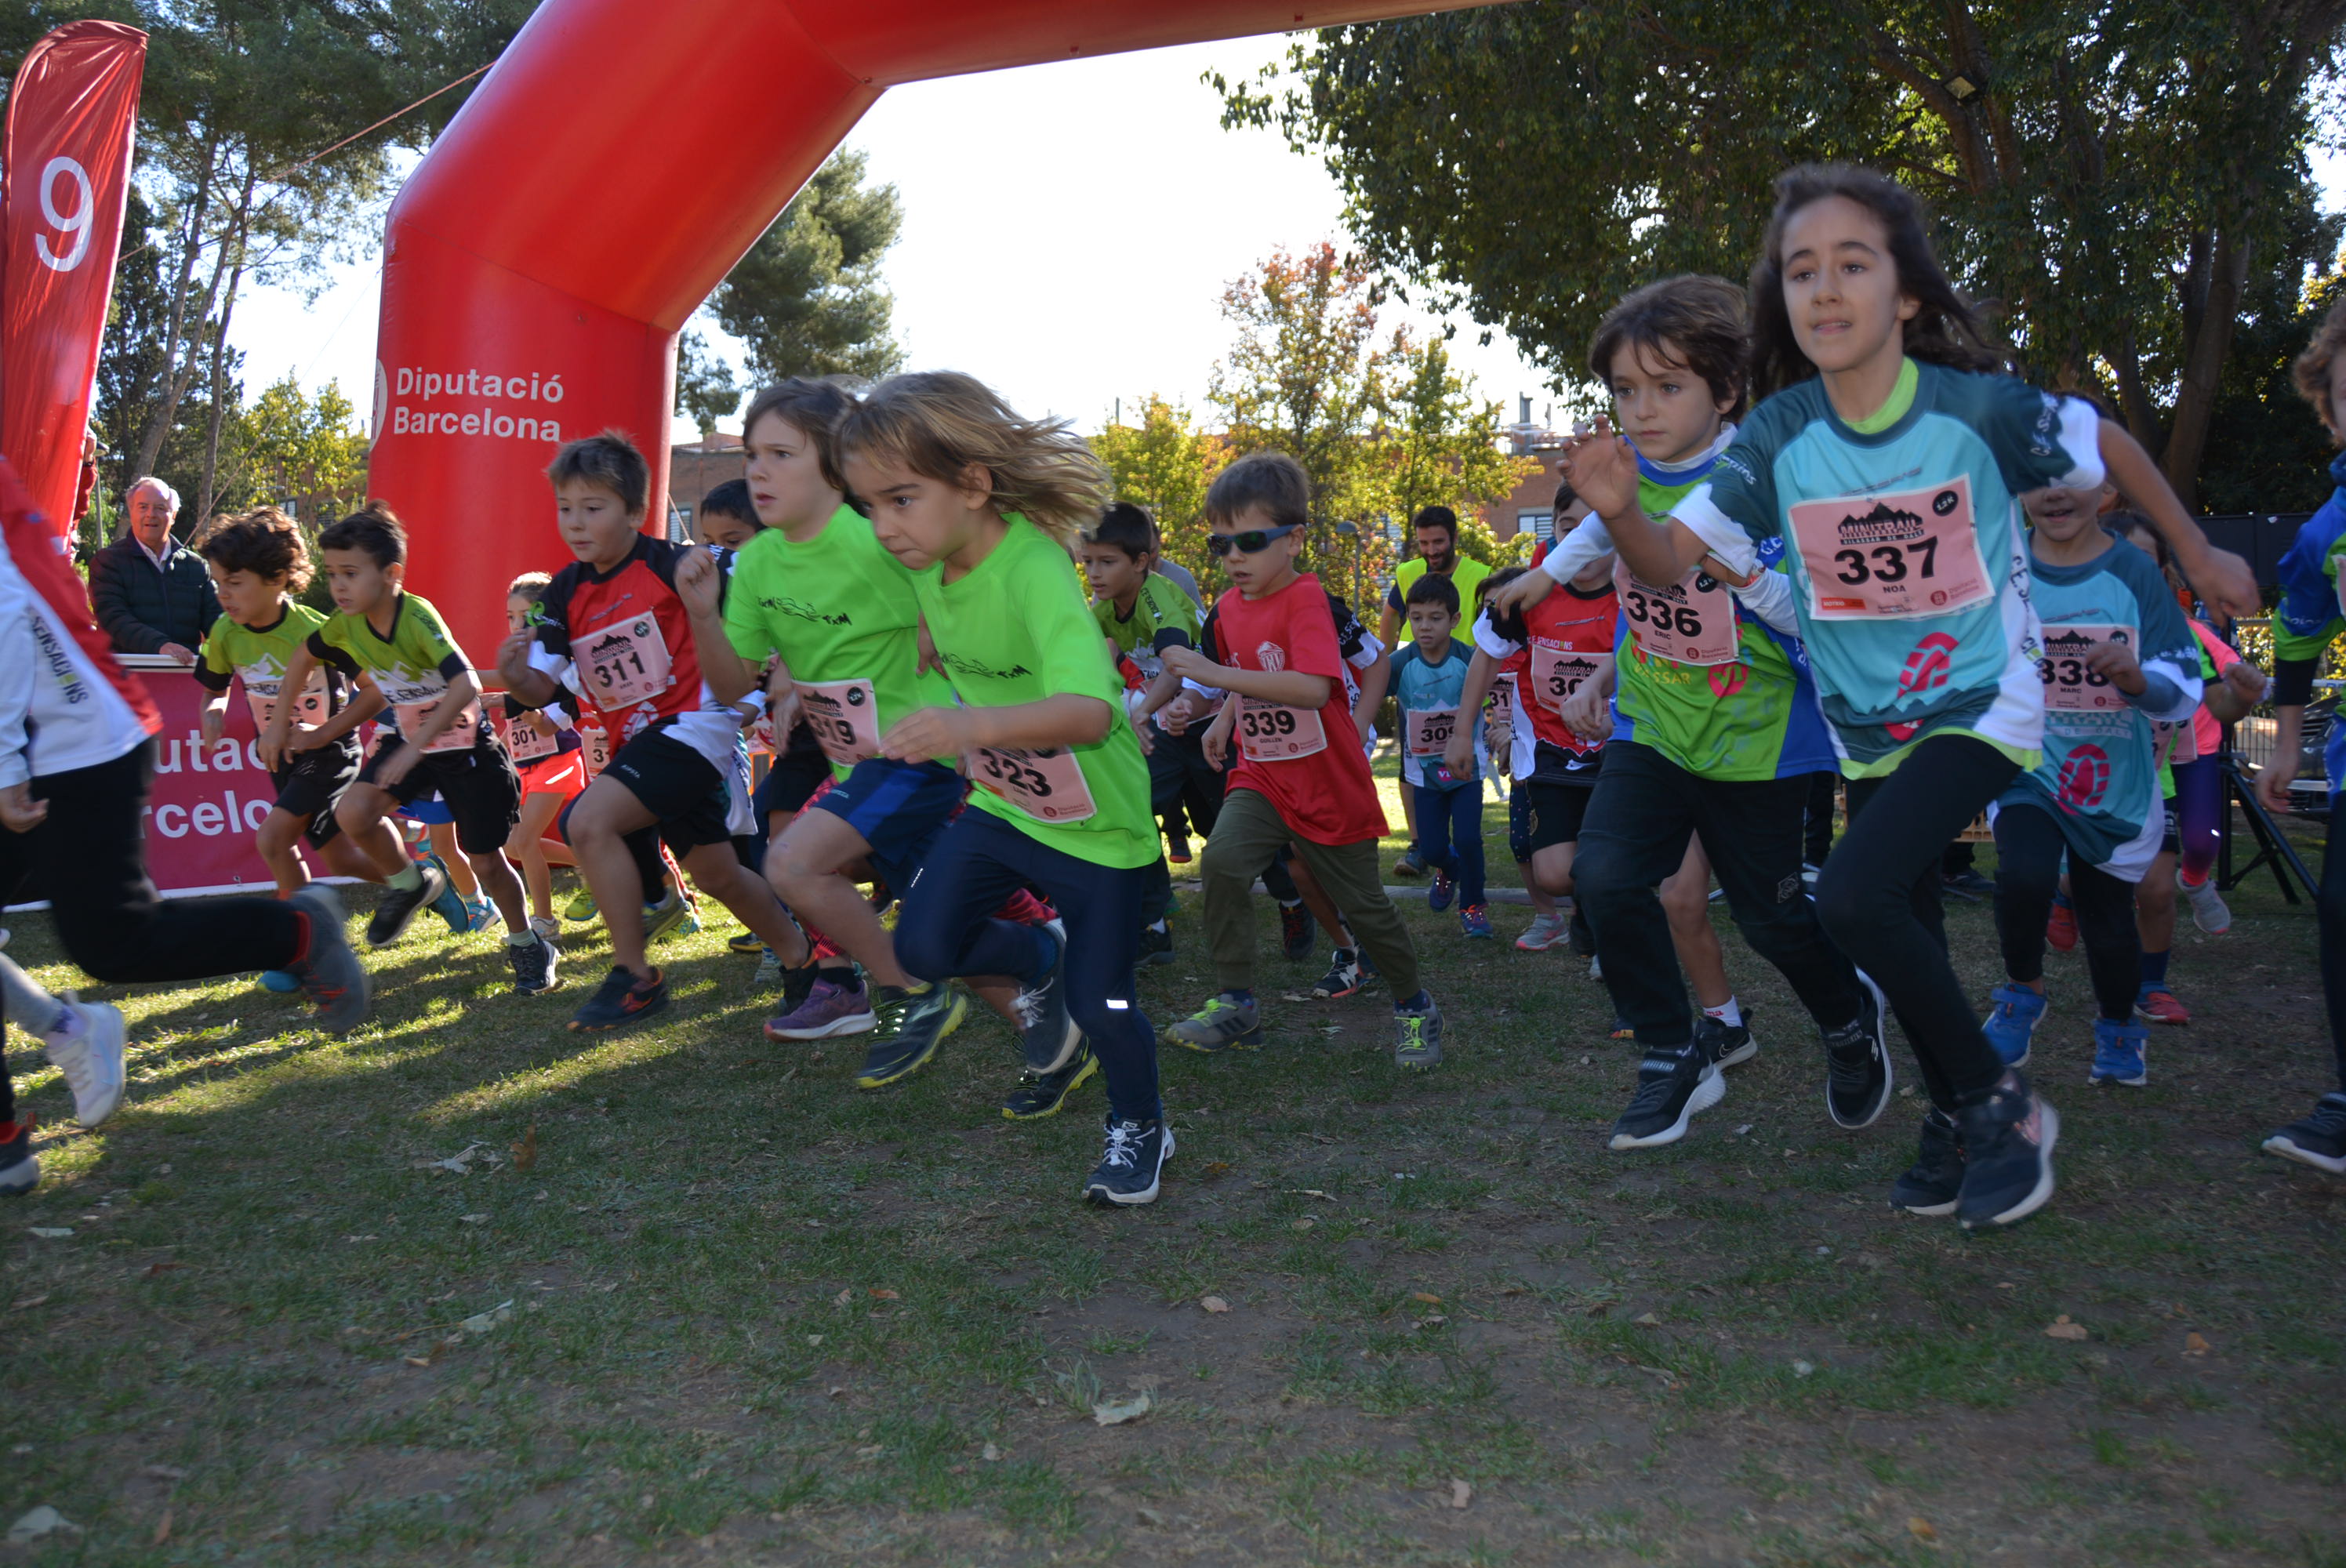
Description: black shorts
xmin=358 ymin=733 xmax=521 ymax=857
xmin=1525 ymin=781 xmax=1592 ymax=853
xmin=271 ymin=740 xmax=361 ymax=848
xmin=756 ymin=730 xmax=833 ymax=818
xmin=604 ymin=727 xmax=734 ymax=852
xmin=2159 ymin=794 xmax=2180 ymax=857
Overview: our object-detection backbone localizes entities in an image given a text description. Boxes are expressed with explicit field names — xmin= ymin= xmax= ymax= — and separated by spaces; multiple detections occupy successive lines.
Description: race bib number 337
xmin=1789 ymin=474 xmax=1993 ymax=619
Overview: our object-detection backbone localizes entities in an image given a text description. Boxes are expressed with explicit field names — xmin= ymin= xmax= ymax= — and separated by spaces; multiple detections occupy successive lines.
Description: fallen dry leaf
xmin=1908 ymin=1516 xmax=1937 ymax=1541
xmin=1200 ymin=1161 xmax=1231 ymax=1181
xmin=143 ymin=1262 xmax=184 ymax=1279
xmin=1450 ymin=1479 xmax=1473 ymax=1509
xmin=2044 ymin=1316 xmax=2089 ymax=1341
xmin=458 ymin=1300 xmax=514 ymax=1336
xmin=980 ymin=1443 xmax=1001 ymax=1462
xmin=833 ymin=1288 xmax=854 ymax=1307
xmin=826 ymin=1386 xmax=845 ymax=1399
xmin=2184 ymin=1331 xmax=2211 ymax=1356
xmin=151 ymin=1507 xmax=172 ymax=1546
xmin=1633 ymin=1312 xmax=1663 ymax=1326
xmin=10 ymin=1295 xmax=49 ymax=1312
xmin=510 ymin=1124 xmax=539 ymax=1174
xmin=1092 ymin=1392 xmax=1152 ymax=1426
xmin=1411 ymin=1291 xmax=1443 ymax=1305
xmin=1291 ymin=1218 xmax=1315 ymax=1232
xmin=868 ymin=1287 xmax=900 ymax=1301
xmin=1290 ymin=1189 xmax=1336 ymax=1202
xmin=1200 ymin=1296 xmax=1230 ymax=1314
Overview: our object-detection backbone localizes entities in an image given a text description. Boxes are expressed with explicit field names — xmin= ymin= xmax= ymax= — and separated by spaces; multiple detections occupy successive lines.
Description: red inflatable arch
xmin=369 ymin=0 xmax=1467 ymax=658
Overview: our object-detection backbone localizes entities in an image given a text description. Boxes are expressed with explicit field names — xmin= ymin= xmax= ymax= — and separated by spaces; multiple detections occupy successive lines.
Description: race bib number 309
xmin=1789 ymin=475 xmax=1993 ymax=619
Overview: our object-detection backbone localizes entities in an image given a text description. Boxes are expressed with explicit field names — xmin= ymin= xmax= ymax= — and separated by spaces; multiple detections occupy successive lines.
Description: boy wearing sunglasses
xmin=1157 ymin=452 xmax=1445 ymax=1069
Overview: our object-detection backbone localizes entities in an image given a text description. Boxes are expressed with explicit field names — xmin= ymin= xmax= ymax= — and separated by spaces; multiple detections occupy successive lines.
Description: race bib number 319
xmin=1789 ymin=474 xmax=1994 ymax=619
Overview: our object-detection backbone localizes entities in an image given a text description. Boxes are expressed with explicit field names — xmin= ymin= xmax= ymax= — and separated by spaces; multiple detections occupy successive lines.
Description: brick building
xmin=669 ymin=430 xmax=746 ymax=533
xmin=1477 ymin=395 xmax=1572 ymax=543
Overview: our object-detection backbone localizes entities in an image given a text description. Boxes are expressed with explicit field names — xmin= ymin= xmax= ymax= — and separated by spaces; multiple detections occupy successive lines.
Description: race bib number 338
xmin=1789 ymin=474 xmax=1993 ymax=619
xmin=2037 ymin=623 xmax=2133 ymax=713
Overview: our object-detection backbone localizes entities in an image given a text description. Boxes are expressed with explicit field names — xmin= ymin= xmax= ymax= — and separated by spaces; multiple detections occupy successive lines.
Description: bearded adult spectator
xmin=87 ymin=476 xmax=219 ymax=663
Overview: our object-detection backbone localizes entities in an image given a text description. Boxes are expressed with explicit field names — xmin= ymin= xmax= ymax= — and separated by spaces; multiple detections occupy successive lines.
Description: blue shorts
xmin=811 ymin=756 xmax=966 ymax=890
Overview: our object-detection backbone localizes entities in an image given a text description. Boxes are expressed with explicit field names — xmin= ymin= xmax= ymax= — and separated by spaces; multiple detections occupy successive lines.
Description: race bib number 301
xmin=968 ymin=745 xmax=1096 ymax=822
xmin=1789 ymin=474 xmax=1994 ymax=619
xmin=1237 ymin=696 xmax=1327 ymax=762
xmin=1614 ymin=562 xmax=1738 ymax=666
xmin=2037 ymin=623 xmax=2133 ymax=713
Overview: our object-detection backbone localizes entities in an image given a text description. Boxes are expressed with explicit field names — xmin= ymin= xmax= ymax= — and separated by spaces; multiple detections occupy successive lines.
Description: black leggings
xmin=894 ymin=808 xmax=1160 ymax=1122
xmin=2320 ymin=792 xmax=2346 ymax=1092
xmin=2 ymin=742 xmax=304 ymax=1123
xmin=1992 ymin=802 xmax=2139 ymax=1021
xmin=1818 ymin=734 xmax=2018 ymax=1111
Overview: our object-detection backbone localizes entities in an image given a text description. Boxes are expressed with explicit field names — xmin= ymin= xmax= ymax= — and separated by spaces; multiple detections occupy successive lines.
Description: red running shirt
xmin=529 ymin=536 xmax=740 ymax=772
xmin=1208 ymin=572 xmax=1388 ymax=847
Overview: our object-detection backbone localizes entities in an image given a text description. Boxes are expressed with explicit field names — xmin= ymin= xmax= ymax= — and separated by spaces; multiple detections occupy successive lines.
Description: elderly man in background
xmin=87 ymin=476 xmax=219 ymax=663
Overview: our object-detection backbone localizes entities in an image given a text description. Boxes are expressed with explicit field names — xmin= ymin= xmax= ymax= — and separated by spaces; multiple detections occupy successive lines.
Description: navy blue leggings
xmin=1411 ymin=780 xmax=1485 ymax=906
xmin=893 ymin=807 xmax=1160 ymax=1121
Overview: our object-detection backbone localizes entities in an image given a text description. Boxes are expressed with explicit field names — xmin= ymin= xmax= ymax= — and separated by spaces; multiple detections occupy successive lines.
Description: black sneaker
xmin=855 ymin=983 xmax=968 ymax=1090
xmin=287 ymin=884 xmax=371 ymax=1033
xmin=1941 ymin=868 xmax=1995 ymax=902
xmin=1012 ymin=931 xmax=1082 ymax=1073
xmin=1280 ymin=901 xmax=1318 ymax=961
xmin=366 ymin=862 xmax=448 ymax=949
xmin=1311 ymin=947 xmax=1368 ymax=1000
xmin=1003 ymin=1043 xmax=1099 ymax=1120
xmin=1608 ymin=1044 xmax=1725 ymax=1150
xmin=2263 ymin=1092 xmax=2346 ymax=1174
xmin=1953 ymin=1070 xmax=2060 ymax=1230
xmin=1890 ymin=1107 xmax=1964 ymax=1216
xmin=1084 ymin=1116 xmax=1174 ymax=1206
xmin=1138 ymin=922 xmax=1175 ymax=967
xmin=1821 ymin=972 xmax=1894 ymax=1129
xmin=1698 ymin=1007 xmax=1758 ymax=1069
xmin=568 ymin=966 xmax=668 ymax=1033
xmin=507 ymin=932 xmax=561 ymax=995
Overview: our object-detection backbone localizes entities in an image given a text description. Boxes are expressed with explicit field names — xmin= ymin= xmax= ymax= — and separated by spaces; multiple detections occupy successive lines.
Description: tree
xmin=2196 ymin=260 xmax=2346 ymax=514
xmin=1091 ymin=395 xmax=1232 ymax=588
xmin=1217 ymin=1 xmax=2346 ymax=503
xmin=225 ymin=374 xmax=369 ymax=521
xmin=677 ymin=148 xmax=905 ymax=430
xmin=1366 ymin=328 xmax=1537 ymax=536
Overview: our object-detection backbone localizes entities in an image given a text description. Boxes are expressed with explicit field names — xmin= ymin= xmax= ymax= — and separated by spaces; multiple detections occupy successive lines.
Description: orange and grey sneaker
xmin=568 ymin=966 xmax=668 ymax=1033
xmin=2135 ymin=984 xmax=2191 ymax=1026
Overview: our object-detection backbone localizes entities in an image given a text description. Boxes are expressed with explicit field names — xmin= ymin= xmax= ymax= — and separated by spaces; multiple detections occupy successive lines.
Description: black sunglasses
xmin=1206 ymin=523 xmax=1302 ymax=557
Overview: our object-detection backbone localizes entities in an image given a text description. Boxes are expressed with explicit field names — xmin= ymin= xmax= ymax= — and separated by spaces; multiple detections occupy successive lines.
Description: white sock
xmin=505 ymin=928 xmax=537 ymax=947
xmin=1703 ymin=997 xmax=1742 ymax=1028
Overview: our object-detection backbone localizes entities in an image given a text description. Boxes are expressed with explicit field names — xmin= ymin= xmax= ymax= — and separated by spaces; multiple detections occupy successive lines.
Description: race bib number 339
xmin=1789 ymin=474 xmax=1993 ymax=619
xmin=1237 ymin=696 xmax=1327 ymax=762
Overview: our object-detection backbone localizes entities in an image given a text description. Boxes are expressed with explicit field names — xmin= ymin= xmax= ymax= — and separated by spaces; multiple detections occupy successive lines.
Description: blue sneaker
xmin=1981 ymin=983 xmax=2046 ymax=1069
xmin=260 ymin=969 xmax=300 ymax=993
xmin=462 ymin=896 xmax=496 ymax=934
xmin=1428 ymin=868 xmax=1455 ymax=913
xmin=2089 ymin=1016 xmax=2148 ymax=1087
xmin=426 ymin=856 xmax=470 ymax=935
xmin=1460 ymin=903 xmax=1492 ymax=939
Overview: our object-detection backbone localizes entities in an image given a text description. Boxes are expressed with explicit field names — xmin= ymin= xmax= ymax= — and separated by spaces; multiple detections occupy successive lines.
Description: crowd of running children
xmin=4 ymin=161 xmax=2344 ymax=1223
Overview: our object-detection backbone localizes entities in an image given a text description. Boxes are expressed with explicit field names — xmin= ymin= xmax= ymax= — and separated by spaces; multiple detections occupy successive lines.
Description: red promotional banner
xmin=0 ymin=20 xmax=147 ymax=541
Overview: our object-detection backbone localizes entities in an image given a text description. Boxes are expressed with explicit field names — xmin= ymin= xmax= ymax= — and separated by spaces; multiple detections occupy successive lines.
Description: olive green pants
xmin=1199 ymin=786 xmax=1421 ymax=1000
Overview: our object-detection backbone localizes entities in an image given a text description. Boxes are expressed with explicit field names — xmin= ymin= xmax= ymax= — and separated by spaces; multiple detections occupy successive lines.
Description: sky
xmin=220 ymin=34 xmax=1563 ymax=441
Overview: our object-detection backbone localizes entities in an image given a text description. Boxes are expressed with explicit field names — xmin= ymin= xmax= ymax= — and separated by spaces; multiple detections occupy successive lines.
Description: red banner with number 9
xmin=0 ymin=21 xmax=147 ymax=546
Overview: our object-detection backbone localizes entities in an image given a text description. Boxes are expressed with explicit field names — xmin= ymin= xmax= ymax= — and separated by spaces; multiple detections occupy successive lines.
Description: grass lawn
xmin=4 ymin=756 xmax=2343 ymax=1566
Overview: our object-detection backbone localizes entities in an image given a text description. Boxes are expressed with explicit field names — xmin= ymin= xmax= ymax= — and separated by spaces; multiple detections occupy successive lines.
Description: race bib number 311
xmin=1789 ymin=474 xmax=1993 ymax=619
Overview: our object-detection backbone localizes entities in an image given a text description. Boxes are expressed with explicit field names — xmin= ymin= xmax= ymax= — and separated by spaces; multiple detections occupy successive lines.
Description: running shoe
xmin=288 ymin=884 xmax=370 ymax=1033
xmin=2136 ymin=984 xmax=2190 ymax=1026
xmin=1013 ymin=929 xmax=1083 ymax=1074
xmin=367 ymin=861 xmax=448 ymax=949
xmin=1609 ymin=1045 xmax=1724 ymax=1150
xmin=1890 ymin=1108 xmax=1964 ymax=1216
xmin=1589 ymin=953 xmax=1604 ymax=981
xmin=1393 ymin=994 xmax=1444 ymax=1071
xmin=1279 ymin=900 xmax=1317 ymax=961
xmin=564 ymin=887 xmax=598 ymax=922
xmin=2089 ymin=1016 xmax=2148 ymax=1087
xmin=728 ymin=929 xmax=765 ymax=955
xmin=1310 ymin=948 xmax=1368 ymax=1000
xmin=461 ymin=896 xmax=496 ymax=934
xmin=260 ymin=969 xmax=300 ymax=993
xmin=1954 ymin=1071 xmax=2059 ymax=1230
xmin=507 ymin=932 xmax=561 ymax=996
xmin=1698 ymin=1007 xmax=1757 ymax=1069
xmin=427 ymin=857 xmax=471 ymax=935
xmin=44 ymin=994 xmax=126 ymax=1127
xmin=528 ymin=915 xmax=561 ymax=944
xmin=568 ymin=966 xmax=668 ymax=1033
xmin=1821 ymin=972 xmax=1894 ymax=1129
xmin=2178 ymin=869 xmax=2232 ymax=935
xmin=644 ymin=889 xmax=691 ymax=945
xmin=1393 ymin=848 xmax=1429 ymax=879
xmin=1084 ymin=1116 xmax=1173 ymax=1206
xmin=2263 ymin=1092 xmax=2346 ymax=1174
xmin=2045 ymin=896 xmax=2079 ymax=953
xmin=763 ymin=978 xmax=877 ymax=1040
xmin=1460 ymin=903 xmax=1493 ymax=939
xmin=1514 ymin=910 xmax=1569 ymax=952
xmin=0 ymin=1121 xmax=35 ymax=1197
xmin=1609 ymin=1014 xmax=1635 ymax=1040
xmin=1940 ymin=868 xmax=1994 ymax=902
xmin=856 ymin=982 xmax=968 ymax=1089
xmin=1168 ymin=835 xmax=1192 ymax=866
xmin=1138 ymin=921 xmax=1175 ymax=967
xmin=1003 ymin=1042 xmax=1099 ymax=1120
xmin=1981 ymin=982 xmax=2046 ymax=1069
xmin=1428 ymin=869 xmax=1455 ymax=913
xmin=754 ymin=946 xmax=784 ymax=986
xmin=1166 ymin=994 xmax=1262 ymax=1053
